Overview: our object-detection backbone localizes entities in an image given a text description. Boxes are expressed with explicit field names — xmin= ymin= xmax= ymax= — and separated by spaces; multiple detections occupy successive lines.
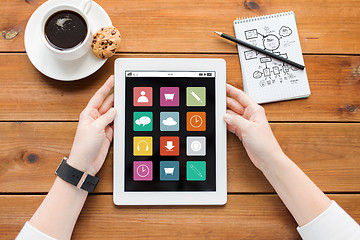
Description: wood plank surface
xmin=1 ymin=0 xmax=359 ymax=239
xmin=0 ymin=0 xmax=359 ymax=54
xmin=1 ymin=122 xmax=359 ymax=193
xmin=0 ymin=54 xmax=359 ymax=122
xmin=1 ymin=194 xmax=359 ymax=239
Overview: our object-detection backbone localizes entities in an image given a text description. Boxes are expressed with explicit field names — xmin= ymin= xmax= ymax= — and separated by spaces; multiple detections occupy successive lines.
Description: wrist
xmin=55 ymin=176 xmax=88 ymax=195
xmin=56 ymin=157 xmax=100 ymax=192
xmin=67 ymin=156 xmax=97 ymax=176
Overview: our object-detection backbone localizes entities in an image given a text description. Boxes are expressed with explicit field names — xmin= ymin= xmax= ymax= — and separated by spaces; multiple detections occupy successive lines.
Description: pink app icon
xmin=133 ymin=161 xmax=153 ymax=181
xmin=160 ymin=87 xmax=179 ymax=106
xmin=134 ymin=87 xmax=152 ymax=106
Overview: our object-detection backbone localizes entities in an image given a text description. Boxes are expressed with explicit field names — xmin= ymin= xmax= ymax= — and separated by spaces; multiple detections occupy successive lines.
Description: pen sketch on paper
xmin=243 ymin=26 xmax=301 ymax=88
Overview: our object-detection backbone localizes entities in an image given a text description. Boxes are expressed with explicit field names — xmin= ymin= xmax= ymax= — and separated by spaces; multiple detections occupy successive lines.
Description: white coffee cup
xmin=40 ymin=0 xmax=93 ymax=61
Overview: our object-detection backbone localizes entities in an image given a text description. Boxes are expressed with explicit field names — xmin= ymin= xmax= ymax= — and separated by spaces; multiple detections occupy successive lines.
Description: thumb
xmin=224 ymin=111 xmax=249 ymax=132
xmin=96 ymin=108 xmax=117 ymax=129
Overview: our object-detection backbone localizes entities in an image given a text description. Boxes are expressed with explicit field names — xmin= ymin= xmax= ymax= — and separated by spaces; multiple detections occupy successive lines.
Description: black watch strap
xmin=55 ymin=157 xmax=100 ymax=192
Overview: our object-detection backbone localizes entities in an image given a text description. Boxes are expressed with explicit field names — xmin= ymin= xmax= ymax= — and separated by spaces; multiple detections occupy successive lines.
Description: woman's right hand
xmin=223 ymin=84 xmax=284 ymax=171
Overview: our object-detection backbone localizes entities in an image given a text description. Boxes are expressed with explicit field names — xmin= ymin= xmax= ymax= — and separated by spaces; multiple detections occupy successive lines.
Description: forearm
xmin=29 ymin=177 xmax=88 ymax=240
xmin=19 ymin=76 xmax=115 ymax=240
xmin=261 ymin=152 xmax=332 ymax=227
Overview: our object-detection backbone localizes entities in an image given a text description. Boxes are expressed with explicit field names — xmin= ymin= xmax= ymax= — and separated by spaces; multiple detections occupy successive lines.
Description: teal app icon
xmin=133 ymin=112 xmax=153 ymax=131
xmin=160 ymin=161 xmax=179 ymax=181
xmin=186 ymin=161 xmax=206 ymax=181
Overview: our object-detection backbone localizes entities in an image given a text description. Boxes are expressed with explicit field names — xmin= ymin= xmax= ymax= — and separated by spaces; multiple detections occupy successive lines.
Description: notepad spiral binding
xmin=234 ymin=11 xmax=293 ymax=24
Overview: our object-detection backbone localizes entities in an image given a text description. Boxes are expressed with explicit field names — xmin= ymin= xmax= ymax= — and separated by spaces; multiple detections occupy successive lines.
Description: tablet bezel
xmin=114 ymin=58 xmax=227 ymax=205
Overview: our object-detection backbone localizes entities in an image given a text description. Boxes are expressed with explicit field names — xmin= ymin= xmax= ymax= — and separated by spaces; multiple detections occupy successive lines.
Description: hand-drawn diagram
xmin=243 ymin=25 xmax=299 ymax=87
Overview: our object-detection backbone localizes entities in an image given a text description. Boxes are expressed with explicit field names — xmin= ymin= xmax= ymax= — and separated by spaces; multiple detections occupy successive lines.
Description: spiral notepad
xmin=234 ymin=11 xmax=310 ymax=104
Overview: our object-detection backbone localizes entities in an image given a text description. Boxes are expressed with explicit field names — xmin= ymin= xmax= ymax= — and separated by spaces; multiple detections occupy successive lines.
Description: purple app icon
xmin=133 ymin=161 xmax=153 ymax=181
xmin=160 ymin=87 xmax=179 ymax=106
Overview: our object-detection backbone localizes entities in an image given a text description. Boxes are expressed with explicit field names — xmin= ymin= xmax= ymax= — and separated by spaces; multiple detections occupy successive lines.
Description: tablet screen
xmin=124 ymin=71 xmax=216 ymax=191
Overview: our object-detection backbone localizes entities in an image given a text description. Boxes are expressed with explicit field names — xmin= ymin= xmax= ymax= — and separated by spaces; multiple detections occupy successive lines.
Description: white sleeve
xmin=297 ymin=200 xmax=360 ymax=240
xmin=16 ymin=222 xmax=56 ymax=240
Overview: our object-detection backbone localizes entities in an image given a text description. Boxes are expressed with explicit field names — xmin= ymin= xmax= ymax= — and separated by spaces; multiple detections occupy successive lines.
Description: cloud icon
xmin=279 ymin=26 xmax=292 ymax=37
xmin=135 ymin=116 xmax=151 ymax=126
xmin=162 ymin=117 xmax=177 ymax=126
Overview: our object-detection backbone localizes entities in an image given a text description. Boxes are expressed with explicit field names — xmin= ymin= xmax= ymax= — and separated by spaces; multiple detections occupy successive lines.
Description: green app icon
xmin=133 ymin=112 xmax=153 ymax=131
xmin=186 ymin=161 xmax=206 ymax=181
xmin=186 ymin=87 xmax=206 ymax=107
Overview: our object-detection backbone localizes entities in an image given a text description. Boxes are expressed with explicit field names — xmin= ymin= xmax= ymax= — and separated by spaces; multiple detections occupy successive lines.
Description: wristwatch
xmin=55 ymin=157 xmax=100 ymax=192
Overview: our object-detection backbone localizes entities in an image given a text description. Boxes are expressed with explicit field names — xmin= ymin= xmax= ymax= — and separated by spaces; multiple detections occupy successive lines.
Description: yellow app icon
xmin=133 ymin=137 xmax=153 ymax=156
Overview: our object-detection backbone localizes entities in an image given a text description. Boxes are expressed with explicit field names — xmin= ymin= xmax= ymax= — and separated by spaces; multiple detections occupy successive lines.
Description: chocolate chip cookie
xmin=91 ymin=26 xmax=121 ymax=59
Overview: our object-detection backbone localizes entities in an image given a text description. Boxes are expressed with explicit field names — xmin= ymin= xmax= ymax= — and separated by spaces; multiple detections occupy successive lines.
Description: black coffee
xmin=45 ymin=10 xmax=87 ymax=51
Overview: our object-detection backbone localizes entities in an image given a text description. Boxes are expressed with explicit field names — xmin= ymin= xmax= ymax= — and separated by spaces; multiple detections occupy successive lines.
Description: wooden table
xmin=1 ymin=0 xmax=359 ymax=239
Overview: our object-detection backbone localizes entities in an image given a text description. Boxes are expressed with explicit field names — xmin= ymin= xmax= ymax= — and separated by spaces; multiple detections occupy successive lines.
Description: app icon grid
xmin=130 ymin=86 xmax=209 ymax=182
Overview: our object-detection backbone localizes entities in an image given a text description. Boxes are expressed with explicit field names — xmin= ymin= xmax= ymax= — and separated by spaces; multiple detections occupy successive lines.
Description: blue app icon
xmin=160 ymin=112 xmax=179 ymax=131
xmin=160 ymin=161 xmax=179 ymax=181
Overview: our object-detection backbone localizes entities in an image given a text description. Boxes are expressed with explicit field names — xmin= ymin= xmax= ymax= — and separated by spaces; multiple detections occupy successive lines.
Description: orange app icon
xmin=160 ymin=136 xmax=179 ymax=156
xmin=187 ymin=112 xmax=206 ymax=131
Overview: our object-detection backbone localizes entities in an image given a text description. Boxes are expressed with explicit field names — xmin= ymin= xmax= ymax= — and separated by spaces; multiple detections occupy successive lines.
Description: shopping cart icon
xmin=164 ymin=93 xmax=175 ymax=101
xmin=164 ymin=167 xmax=175 ymax=175
xmin=160 ymin=87 xmax=179 ymax=107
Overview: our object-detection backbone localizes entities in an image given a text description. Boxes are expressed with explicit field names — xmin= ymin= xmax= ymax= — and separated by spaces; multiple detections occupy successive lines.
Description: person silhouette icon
xmin=137 ymin=91 xmax=149 ymax=103
xmin=133 ymin=87 xmax=152 ymax=106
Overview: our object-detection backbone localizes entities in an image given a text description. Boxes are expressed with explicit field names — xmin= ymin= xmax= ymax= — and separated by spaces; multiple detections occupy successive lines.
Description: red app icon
xmin=133 ymin=87 xmax=152 ymax=106
xmin=160 ymin=136 xmax=179 ymax=156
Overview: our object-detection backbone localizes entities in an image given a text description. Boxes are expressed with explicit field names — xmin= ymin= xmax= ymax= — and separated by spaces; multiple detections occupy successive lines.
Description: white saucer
xmin=24 ymin=0 xmax=112 ymax=81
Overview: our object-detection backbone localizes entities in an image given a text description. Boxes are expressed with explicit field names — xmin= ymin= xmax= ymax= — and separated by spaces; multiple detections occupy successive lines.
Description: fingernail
xmin=223 ymin=113 xmax=230 ymax=121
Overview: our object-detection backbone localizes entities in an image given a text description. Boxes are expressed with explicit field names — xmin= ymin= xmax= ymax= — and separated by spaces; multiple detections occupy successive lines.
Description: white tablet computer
xmin=113 ymin=58 xmax=227 ymax=205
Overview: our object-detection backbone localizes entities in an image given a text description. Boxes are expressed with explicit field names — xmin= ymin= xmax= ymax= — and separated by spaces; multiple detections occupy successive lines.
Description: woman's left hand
xmin=67 ymin=75 xmax=117 ymax=176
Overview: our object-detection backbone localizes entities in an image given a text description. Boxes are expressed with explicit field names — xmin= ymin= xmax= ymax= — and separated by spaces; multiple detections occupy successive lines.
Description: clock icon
xmin=136 ymin=164 xmax=150 ymax=177
xmin=190 ymin=115 xmax=203 ymax=128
